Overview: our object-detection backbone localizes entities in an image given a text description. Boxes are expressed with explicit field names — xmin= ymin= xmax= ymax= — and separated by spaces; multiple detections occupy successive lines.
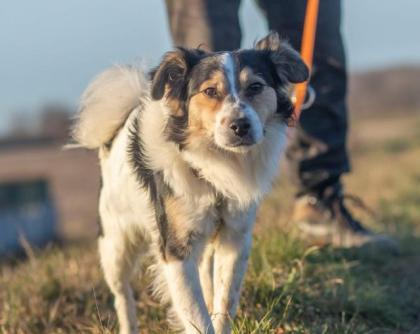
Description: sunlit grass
xmin=1 ymin=112 xmax=420 ymax=333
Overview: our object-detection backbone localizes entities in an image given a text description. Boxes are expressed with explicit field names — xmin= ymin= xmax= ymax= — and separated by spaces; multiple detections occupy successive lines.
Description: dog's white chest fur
xmin=99 ymin=100 xmax=286 ymax=232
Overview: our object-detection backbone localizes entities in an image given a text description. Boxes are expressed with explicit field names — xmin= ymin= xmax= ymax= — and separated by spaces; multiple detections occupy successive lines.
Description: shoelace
xmin=330 ymin=193 xmax=376 ymax=234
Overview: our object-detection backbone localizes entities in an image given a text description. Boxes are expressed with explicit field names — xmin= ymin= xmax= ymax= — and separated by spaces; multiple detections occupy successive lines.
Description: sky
xmin=1 ymin=0 xmax=419 ymax=133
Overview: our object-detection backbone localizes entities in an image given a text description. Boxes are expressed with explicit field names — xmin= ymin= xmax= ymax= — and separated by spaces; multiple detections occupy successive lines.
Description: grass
xmin=1 ymin=111 xmax=420 ymax=334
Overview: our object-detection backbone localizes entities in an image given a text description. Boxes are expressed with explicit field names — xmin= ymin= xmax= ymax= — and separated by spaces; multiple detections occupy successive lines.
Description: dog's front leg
xmin=212 ymin=205 xmax=256 ymax=334
xmin=199 ymin=244 xmax=215 ymax=314
xmin=163 ymin=247 xmax=215 ymax=334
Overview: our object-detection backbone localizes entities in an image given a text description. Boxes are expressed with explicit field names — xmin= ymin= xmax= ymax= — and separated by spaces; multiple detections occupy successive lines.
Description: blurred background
xmin=0 ymin=0 xmax=419 ymax=252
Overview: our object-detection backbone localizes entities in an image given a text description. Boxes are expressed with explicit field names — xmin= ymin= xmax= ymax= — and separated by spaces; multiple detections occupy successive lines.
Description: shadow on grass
xmin=240 ymin=235 xmax=420 ymax=333
xmin=239 ymin=189 xmax=420 ymax=334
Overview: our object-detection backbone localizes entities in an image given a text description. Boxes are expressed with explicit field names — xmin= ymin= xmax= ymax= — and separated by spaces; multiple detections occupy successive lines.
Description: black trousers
xmin=165 ymin=0 xmax=350 ymax=195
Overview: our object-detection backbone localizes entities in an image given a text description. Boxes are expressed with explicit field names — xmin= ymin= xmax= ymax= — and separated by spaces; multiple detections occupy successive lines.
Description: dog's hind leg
xmin=99 ymin=233 xmax=139 ymax=334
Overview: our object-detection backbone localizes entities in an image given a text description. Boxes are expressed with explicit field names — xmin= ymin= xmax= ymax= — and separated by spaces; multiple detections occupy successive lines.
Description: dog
xmin=72 ymin=31 xmax=308 ymax=334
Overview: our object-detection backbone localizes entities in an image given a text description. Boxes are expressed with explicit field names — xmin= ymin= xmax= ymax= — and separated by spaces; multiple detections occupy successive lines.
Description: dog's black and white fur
xmin=73 ymin=32 xmax=308 ymax=334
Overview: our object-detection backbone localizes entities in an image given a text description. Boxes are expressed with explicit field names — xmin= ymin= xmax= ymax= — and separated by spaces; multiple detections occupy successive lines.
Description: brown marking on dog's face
xmin=165 ymin=98 xmax=183 ymax=117
xmin=238 ymin=66 xmax=278 ymax=124
xmin=188 ymin=70 xmax=227 ymax=142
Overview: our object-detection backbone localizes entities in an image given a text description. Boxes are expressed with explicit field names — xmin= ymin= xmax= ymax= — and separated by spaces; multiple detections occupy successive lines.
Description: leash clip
xmin=291 ymin=84 xmax=316 ymax=111
xmin=301 ymin=85 xmax=316 ymax=110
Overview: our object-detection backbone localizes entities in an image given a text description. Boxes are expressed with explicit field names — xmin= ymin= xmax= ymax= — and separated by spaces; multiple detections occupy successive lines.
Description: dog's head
xmin=150 ymin=31 xmax=309 ymax=153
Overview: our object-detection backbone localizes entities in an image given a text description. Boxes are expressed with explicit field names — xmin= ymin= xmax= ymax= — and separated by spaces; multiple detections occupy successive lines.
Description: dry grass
xmin=1 ymin=110 xmax=420 ymax=333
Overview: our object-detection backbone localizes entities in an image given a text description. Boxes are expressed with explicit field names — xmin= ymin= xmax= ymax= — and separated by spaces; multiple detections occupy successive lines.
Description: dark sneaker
xmin=291 ymin=186 xmax=399 ymax=251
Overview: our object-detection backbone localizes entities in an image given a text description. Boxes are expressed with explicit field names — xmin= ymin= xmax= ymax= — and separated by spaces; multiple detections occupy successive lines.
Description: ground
xmin=1 ymin=111 xmax=420 ymax=334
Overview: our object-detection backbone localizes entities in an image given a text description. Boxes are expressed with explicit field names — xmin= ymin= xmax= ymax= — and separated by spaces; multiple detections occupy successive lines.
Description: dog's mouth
xmin=213 ymin=132 xmax=262 ymax=153
xmin=224 ymin=136 xmax=257 ymax=147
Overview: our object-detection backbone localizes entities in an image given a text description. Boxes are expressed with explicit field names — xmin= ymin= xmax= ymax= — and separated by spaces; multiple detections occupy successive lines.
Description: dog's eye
xmin=203 ymin=87 xmax=218 ymax=98
xmin=246 ymin=82 xmax=264 ymax=96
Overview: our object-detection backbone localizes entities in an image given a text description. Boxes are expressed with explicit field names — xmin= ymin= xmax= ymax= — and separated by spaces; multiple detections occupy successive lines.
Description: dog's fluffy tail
xmin=72 ymin=65 xmax=149 ymax=149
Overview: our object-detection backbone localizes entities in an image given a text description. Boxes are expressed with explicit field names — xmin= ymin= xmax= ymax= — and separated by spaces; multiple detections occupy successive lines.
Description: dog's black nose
xmin=229 ymin=118 xmax=251 ymax=137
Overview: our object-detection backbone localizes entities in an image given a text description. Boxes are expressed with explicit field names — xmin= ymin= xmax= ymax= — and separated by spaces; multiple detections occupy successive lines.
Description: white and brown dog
xmin=73 ymin=32 xmax=308 ymax=334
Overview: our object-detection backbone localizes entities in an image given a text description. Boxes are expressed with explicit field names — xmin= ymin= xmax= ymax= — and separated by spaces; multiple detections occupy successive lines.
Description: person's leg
xmin=257 ymin=0 xmax=349 ymax=195
xmin=165 ymin=0 xmax=242 ymax=51
xmin=256 ymin=0 xmax=397 ymax=249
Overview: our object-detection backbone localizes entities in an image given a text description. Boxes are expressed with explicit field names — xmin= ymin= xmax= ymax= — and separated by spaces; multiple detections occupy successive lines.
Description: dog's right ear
xmin=151 ymin=48 xmax=203 ymax=101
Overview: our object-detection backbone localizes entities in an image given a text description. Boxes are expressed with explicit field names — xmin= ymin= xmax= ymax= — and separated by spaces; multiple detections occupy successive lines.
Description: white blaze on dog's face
xmin=210 ymin=53 xmax=266 ymax=150
xmin=151 ymin=31 xmax=309 ymax=153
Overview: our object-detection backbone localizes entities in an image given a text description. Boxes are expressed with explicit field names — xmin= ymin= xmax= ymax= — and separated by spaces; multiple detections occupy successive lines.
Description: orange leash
xmin=289 ymin=0 xmax=320 ymax=127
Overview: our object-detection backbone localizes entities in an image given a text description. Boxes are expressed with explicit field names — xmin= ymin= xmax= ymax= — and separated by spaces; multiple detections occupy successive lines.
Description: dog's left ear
xmin=256 ymin=31 xmax=309 ymax=84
